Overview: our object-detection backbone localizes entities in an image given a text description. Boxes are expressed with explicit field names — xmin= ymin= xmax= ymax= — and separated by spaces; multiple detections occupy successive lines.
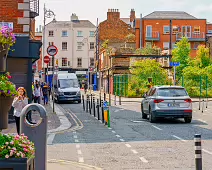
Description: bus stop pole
xmin=52 ymin=55 xmax=55 ymax=113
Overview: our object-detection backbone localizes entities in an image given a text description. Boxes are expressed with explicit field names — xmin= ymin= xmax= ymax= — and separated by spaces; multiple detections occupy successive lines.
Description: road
xmin=47 ymin=99 xmax=212 ymax=170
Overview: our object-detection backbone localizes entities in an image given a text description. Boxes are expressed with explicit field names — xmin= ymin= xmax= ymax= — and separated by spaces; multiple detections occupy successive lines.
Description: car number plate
xmin=168 ymin=103 xmax=180 ymax=107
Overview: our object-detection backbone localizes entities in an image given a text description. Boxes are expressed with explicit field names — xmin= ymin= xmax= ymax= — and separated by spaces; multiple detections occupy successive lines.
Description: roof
xmin=46 ymin=20 xmax=96 ymax=28
xmin=143 ymin=11 xmax=197 ymax=19
xmin=120 ymin=18 xmax=130 ymax=24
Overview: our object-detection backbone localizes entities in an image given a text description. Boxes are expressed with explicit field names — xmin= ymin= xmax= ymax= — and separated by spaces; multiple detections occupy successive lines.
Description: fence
xmin=113 ymin=75 xmax=129 ymax=97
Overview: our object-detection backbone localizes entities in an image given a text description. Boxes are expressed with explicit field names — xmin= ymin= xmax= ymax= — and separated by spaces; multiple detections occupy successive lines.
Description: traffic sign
xmin=44 ymin=55 xmax=50 ymax=64
xmin=47 ymin=45 xmax=58 ymax=56
xmin=170 ymin=62 xmax=180 ymax=67
xmin=103 ymin=101 xmax=108 ymax=107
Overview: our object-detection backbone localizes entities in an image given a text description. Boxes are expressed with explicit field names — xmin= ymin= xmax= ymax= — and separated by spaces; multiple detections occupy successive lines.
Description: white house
xmin=43 ymin=14 xmax=96 ymax=78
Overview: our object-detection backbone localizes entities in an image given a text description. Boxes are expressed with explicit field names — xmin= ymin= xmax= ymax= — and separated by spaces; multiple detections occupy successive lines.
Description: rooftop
xmin=46 ymin=20 xmax=96 ymax=28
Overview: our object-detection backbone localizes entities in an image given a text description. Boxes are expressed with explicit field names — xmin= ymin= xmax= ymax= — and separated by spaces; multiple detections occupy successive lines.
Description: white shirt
xmin=34 ymin=87 xmax=42 ymax=97
xmin=12 ymin=97 xmax=28 ymax=117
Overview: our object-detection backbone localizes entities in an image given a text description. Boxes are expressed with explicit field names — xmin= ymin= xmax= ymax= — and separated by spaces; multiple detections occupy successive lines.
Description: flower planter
xmin=0 ymin=44 xmax=9 ymax=72
xmin=0 ymin=96 xmax=14 ymax=129
xmin=0 ymin=157 xmax=35 ymax=170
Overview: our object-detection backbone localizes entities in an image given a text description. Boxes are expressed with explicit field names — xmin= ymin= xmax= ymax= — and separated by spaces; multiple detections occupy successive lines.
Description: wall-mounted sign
xmin=0 ymin=22 xmax=13 ymax=29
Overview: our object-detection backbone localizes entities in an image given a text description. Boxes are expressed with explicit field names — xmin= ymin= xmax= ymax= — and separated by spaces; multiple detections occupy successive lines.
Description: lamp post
xmin=42 ymin=4 xmax=55 ymax=82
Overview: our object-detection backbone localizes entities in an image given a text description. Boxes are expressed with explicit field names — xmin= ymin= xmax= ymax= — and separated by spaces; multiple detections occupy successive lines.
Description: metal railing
xmin=176 ymin=32 xmax=205 ymax=41
xmin=145 ymin=31 xmax=160 ymax=40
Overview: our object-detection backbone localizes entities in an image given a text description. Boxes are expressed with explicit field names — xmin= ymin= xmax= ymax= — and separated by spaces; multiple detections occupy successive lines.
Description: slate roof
xmin=46 ymin=20 xmax=96 ymax=28
xmin=143 ymin=11 xmax=197 ymax=19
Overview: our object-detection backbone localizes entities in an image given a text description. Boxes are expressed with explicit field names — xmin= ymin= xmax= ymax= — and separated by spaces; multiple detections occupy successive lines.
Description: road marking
xmin=133 ymin=120 xmax=143 ymax=123
xmin=125 ymin=144 xmax=131 ymax=148
xmin=76 ymin=144 xmax=80 ymax=149
xmin=120 ymin=139 xmax=125 ymax=142
xmin=203 ymin=149 xmax=212 ymax=155
xmin=75 ymin=139 xmax=79 ymax=143
xmin=74 ymin=135 xmax=78 ymax=139
xmin=172 ymin=135 xmax=187 ymax=142
xmin=116 ymin=135 xmax=121 ymax=138
xmin=108 ymin=128 xmax=112 ymax=130
xmin=152 ymin=125 xmax=162 ymax=131
xmin=139 ymin=157 xmax=148 ymax=163
xmin=131 ymin=149 xmax=138 ymax=154
xmin=197 ymin=119 xmax=207 ymax=123
xmin=112 ymin=131 xmax=116 ymax=133
xmin=79 ymin=157 xmax=84 ymax=163
xmin=114 ymin=109 xmax=125 ymax=112
xmin=77 ymin=150 xmax=82 ymax=155
xmin=73 ymin=131 xmax=76 ymax=134
xmin=47 ymin=133 xmax=55 ymax=145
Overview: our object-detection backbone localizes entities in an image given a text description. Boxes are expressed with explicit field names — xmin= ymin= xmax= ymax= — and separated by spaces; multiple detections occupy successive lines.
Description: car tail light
xmin=184 ymin=99 xmax=192 ymax=103
xmin=154 ymin=99 xmax=164 ymax=103
xmin=184 ymin=110 xmax=192 ymax=113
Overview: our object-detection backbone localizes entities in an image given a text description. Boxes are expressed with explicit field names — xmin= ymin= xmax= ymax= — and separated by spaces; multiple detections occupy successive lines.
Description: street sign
xmin=103 ymin=101 xmax=108 ymax=107
xmin=44 ymin=55 xmax=50 ymax=64
xmin=170 ymin=62 xmax=180 ymax=67
xmin=47 ymin=45 xmax=58 ymax=56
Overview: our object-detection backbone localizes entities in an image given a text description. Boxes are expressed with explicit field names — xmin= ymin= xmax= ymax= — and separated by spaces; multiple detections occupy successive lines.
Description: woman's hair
xmin=17 ymin=87 xmax=27 ymax=98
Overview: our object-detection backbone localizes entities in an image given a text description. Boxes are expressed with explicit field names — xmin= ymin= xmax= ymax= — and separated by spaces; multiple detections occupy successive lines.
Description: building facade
xmin=43 ymin=14 xmax=96 ymax=84
xmin=135 ymin=11 xmax=207 ymax=57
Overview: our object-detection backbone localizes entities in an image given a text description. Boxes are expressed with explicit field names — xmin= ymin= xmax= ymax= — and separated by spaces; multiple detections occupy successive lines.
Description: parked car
xmin=141 ymin=86 xmax=192 ymax=123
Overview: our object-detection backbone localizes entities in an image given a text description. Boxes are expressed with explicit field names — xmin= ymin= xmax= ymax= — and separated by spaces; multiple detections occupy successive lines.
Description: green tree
xmin=172 ymin=37 xmax=191 ymax=78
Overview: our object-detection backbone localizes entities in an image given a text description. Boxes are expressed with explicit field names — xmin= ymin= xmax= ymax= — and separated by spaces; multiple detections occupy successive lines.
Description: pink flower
xmin=24 ymin=148 xmax=28 ymax=152
xmin=5 ymin=142 xmax=9 ymax=145
xmin=10 ymin=141 xmax=14 ymax=145
xmin=10 ymin=151 xmax=13 ymax=156
xmin=16 ymin=153 xmax=20 ymax=157
xmin=5 ymin=155 xmax=9 ymax=159
xmin=12 ymin=147 xmax=16 ymax=151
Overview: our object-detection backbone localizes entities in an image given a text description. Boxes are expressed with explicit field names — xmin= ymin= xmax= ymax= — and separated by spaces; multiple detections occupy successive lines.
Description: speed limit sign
xmin=47 ymin=45 xmax=58 ymax=56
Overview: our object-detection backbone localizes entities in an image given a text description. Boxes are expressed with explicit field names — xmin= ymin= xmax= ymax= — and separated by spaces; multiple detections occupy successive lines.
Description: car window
xmin=157 ymin=88 xmax=188 ymax=97
xmin=150 ymin=88 xmax=156 ymax=96
xmin=147 ymin=88 xmax=153 ymax=96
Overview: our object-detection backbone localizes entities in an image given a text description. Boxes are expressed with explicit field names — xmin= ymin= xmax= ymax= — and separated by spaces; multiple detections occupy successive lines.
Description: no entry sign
xmin=44 ymin=55 xmax=50 ymax=64
xmin=47 ymin=45 xmax=58 ymax=56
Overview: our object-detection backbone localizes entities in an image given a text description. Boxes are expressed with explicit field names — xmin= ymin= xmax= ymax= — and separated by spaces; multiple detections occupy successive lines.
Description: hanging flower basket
xmin=0 ymin=72 xmax=17 ymax=129
xmin=0 ymin=26 xmax=16 ymax=72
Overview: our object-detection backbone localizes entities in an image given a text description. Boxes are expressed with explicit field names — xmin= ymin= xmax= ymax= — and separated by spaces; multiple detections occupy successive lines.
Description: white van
xmin=53 ymin=73 xmax=81 ymax=103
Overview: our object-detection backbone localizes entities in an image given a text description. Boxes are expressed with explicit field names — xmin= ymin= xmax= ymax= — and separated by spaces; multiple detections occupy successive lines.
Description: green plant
xmin=0 ymin=26 xmax=16 ymax=48
xmin=0 ymin=72 xmax=17 ymax=97
xmin=0 ymin=133 xmax=35 ymax=159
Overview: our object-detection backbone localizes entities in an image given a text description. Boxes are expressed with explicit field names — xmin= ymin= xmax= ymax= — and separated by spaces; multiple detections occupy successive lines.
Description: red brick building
xmin=135 ymin=11 xmax=207 ymax=57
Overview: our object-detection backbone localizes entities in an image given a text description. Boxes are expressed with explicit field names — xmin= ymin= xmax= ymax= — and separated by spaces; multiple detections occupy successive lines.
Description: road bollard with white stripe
xmin=194 ymin=134 xmax=202 ymax=170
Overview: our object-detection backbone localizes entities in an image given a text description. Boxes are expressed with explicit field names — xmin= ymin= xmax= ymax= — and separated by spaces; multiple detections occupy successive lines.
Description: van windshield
xmin=59 ymin=79 xmax=79 ymax=88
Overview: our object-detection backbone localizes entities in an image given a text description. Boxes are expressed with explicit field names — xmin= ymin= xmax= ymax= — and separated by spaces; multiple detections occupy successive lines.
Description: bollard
xmin=82 ymin=95 xmax=85 ymax=111
xmin=101 ymin=100 xmax=104 ymax=123
xmin=99 ymin=92 xmax=102 ymax=107
xmin=108 ymin=110 xmax=111 ymax=128
xmin=20 ymin=103 xmax=48 ymax=170
xmin=194 ymin=134 xmax=202 ymax=170
xmin=86 ymin=95 xmax=89 ymax=113
xmin=91 ymin=94 xmax=93 ymax=109
xmin=119 ymin=95 xmax=121 ymax=105
xmin=104 ymin=93 xmax=106 ymax=101
xmin=93 ymin=96 xmax=96 ymax=117
xmin=97 ymin=99 xmax=100 ymax=120
xmin=89 ymin=96 xmax=92 ymax=115
xmin=202 ymin=99 xmax=204 ymax=113
xmin=114 ymin=94 xmax=116 ymax=105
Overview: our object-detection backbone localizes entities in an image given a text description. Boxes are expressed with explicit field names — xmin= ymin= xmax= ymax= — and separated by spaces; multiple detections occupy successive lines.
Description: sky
xmin=36 ymin=0 xmax=212 ymax=29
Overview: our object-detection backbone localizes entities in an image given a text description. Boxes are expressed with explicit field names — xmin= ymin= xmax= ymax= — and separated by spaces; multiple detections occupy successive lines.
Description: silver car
xmin=141 ymin=86 xmax=192 ymax=123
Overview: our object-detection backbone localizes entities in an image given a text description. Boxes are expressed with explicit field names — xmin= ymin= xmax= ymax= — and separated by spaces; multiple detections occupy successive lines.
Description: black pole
xmin=97 ymin=99 xmax=100 ymax=120
xmin=86 ymin=95 xmax=88 ymax=113
xmin=101 ymin=100 xmax=104 ymax=123
xmin=194 ymin=134 xmax=202 ymax=170
xmin=93 ymin=97 xmax=96 ymax=117
xmin=82 ymin=95 xmax=85 ymax=111
xmin=100 ymin=92 xmax=102 ymax=107
xmin=91 ymin=94 xmax=93 ymax=109
xmin=202 ymin=99 xmax=204 ymax=113
xmin=89 ymin=97 xmax=92 ymax=115
xmin=104 ymin=92 xmax=106 ymax=101
xmin=119 ymin=95 xmax=121 ymax=105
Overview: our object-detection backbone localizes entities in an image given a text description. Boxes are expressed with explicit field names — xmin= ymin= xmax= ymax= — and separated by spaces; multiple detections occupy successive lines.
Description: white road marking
xmin=120 ymin=139 xmax=125 ymax=142
xmin=203 ymin=149 xmax=212 ymax=155
xmin=47 ymin=133 xmax=55 ymax=145
xmin=114 ymin=109 xmax=125 ymax=112
xmin=75 ymin=139 xmax=79 ymax=143
xmin=133 ymin=120 xmax=144 ymax=123
xmin=108 ymin=128 xmax=112 ymax=130
xmin=131 ymin=149 xmax=138 ymax=154
xmin=74 ymin=135 xmax=78 ymax=139
xmin=116 ymin=135 xmax=121 ymax=138
xmin=73 ymin=131 xmax=76 ymax=134
xmin=139 ymin=157 xmax=148 ymax=163
xmin=78 ymin=157 xmax=84 ymax=163
xmin=172 ymin=135 xmax=187 ymax=142
xmin=77 ymin=150 xmax=82 ymax=155
xmin=152 ymin=125 xmax=162 ymax=131
xmin=125 ymin=144 xmax=132 ymax=148
xmin=112 ymin=131 xmax=116 ymax=133
xmin=197 ymin=119 xmax=207 ymax=123
xmin=76 ymin=144 xmax=80 ymax=149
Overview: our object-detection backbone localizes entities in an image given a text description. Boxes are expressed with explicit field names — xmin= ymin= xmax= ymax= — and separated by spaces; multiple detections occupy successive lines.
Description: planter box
xmin=0 ymin=157 xmax=34 ymax=170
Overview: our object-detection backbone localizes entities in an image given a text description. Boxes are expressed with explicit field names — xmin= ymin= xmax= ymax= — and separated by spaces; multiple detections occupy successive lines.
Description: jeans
xmin=34 ymin=96 xmax=41 ymax=104
xmin=14 ymin=116 xmax=20 ymax=135
xmin=43 ymin=95 xmax=48 ymax=104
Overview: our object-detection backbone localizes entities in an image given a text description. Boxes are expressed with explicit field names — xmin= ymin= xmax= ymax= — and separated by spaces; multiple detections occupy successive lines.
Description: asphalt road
xmin=47 ymin=100 xmax=212 ymax=170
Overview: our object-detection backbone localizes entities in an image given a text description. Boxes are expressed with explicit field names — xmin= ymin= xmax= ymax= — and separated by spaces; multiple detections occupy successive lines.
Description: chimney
xmin=130 ymin=9 xmax=135 ymax=22
xmin=107 ymin=9 xmax=120 ymax=21
xmin=71 ymin=13 xmax=79 ymax=21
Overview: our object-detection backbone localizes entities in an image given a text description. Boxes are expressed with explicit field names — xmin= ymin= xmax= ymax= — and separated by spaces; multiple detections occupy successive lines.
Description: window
xmin=62 ymin=42 xmax=67 ymax=50
xmin=194 ymin=26 xmax=200 ymax=34
xmin=157 ymin=88 xmax=187 ymax=97
xmin=194 ymin=42 xmax=200 ymax=49
xmin=172 ymin=43 xmax=177 ymax=49
xmin=77 ymin=58 xmax=82 ymax=67
xmin=208 ymin=30 xmax=212 ymax=33
xmin=90 ymin=42 xmax=94 ymax=49
xmin=77 ymin=31 xmax=83 ymax=37
xmin=77 ymin=42 xmax=83 ymax=50
xmin=90 ymin=31 xmax=95 ymax=37
xmin=146 ymin=25 xmax=152 ymax=37
xmin=48 ymin=30 xmax=54 ymax=37
xmin=90 ymin=58 xmax=94 ymax=67
xmin=163 ymin=42 xmax=169 ymax=49
xmin=172 ymin=26 xmax=179 ymax=34
xmin=62 ymin=30 xmax=68 ymax=37
xmin=163 ymin=26 xmax=170 ymax=34
xmin=146 ymin=42 xmax=152 ymax=48
xmin=48 ymin=42 xmax=54 ymax=46
xmin=62 ymin=58 xmax=67 ymax=66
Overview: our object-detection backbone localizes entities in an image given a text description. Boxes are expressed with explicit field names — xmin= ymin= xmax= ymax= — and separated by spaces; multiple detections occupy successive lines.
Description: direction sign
xmin=170 ymin=62 xmax=180 ymax=67
xmin=47 ymin=45 xmax=58 ymax=56
xmin=44 ymin=55 xmax=50 ymax=64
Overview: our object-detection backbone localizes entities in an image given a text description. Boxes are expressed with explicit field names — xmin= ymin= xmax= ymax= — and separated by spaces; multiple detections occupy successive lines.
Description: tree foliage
xmin=135 ymin=46 xmax=161 ymax=55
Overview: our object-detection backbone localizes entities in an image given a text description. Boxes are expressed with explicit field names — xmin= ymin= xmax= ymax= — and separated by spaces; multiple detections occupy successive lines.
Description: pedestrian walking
xmin=12 ymin=87 xmax=28 ymax=135
xmin=34 ymin=82 xmax=42 ymax=104
xmin=42 ymin=82 xmax=49 ymax=105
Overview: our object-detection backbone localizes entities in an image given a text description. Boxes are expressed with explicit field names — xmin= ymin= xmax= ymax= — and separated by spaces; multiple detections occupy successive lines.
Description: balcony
xmin=145 ymin=31 xmax=160 ymax=41
xmin=30 ymin=0 xmax=39 ymax=18
xmin=176 ymin=32 xmax=205 ymax=42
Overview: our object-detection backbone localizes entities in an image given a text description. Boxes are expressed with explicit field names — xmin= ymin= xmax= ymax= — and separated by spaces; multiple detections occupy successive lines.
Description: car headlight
xmin=76 ymin=91 xmax=81 ymax=96
xmin=59 ymin=92 xmax=64 ymax=96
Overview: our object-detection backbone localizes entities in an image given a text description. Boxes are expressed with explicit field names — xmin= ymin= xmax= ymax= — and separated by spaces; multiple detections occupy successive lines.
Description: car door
xmin=143 ymin=88 xmax=153 ymax=112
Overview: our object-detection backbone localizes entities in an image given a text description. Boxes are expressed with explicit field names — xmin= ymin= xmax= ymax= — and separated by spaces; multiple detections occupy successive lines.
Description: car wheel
xmin=149 ymin=108 xmax=156 ymax=123
xmin=184 ymin=117 xmax=192 ymax=123
xmin=141 ymin=104 xmax=147 ymax=119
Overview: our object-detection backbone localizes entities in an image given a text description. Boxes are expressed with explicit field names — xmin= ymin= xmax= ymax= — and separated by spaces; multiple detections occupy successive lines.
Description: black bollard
xmin=119 ymin=95 xmax=121 ymax=105
xmin=86 ymin=95 xmax=89 ymax=113
xmin=101 ymin=100 xmax=104 ymax=123
xmin=89 ymin=96 xmax=92 ymax=115
xmin=104 ymin=93 xmax=106 ymax=101
xmin=82 ymin=95 xmax=85 ymax=111
xmin=194 ymin=134 xmax=202 ymax=170
xmin=97 ymin=99 xmax=100 ymax=120
xmin=91 ymin=94 xmax=93 ymax=109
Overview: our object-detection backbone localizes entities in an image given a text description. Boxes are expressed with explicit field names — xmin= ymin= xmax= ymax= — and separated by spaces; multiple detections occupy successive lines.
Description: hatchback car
xmin=141 ymin=86 xmax=192 ymax=123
